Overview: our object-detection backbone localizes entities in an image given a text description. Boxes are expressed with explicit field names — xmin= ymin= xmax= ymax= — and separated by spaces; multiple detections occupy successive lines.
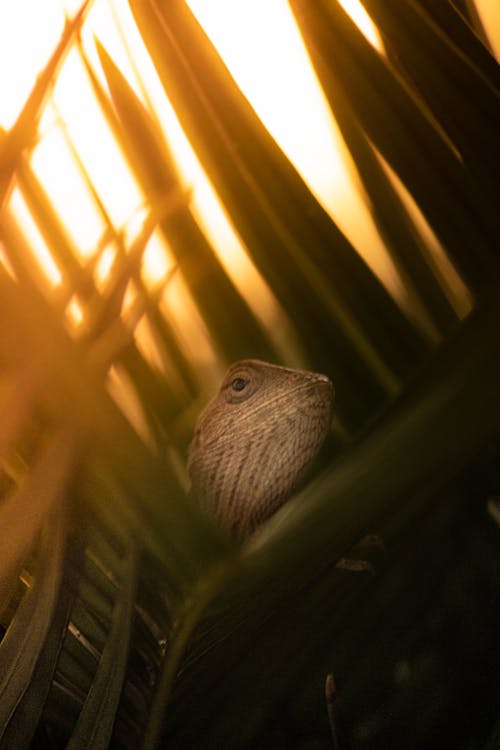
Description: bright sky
xmin=184 ymin=0 xmax=398 ymax=295
xmin=0 ymin=0 xmax=490 ymax=324
xmin=475 ymin=0 xmax=500 ymax=60
xmin=0 ymin=0 xmax=396 ymax=298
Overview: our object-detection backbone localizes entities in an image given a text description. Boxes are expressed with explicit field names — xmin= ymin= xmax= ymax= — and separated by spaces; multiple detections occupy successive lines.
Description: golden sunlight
xmin=141 ymin=232 xmax=171 ymax=287
xmin=474 ymin=0 xmax=500 ymax=60
xmin=101 ymin=0 xmax=303 ymax=358
xmin=32 ymin=113 xmax=105 ymax=261
xmin=1 ymin=0 xmax=490 ymax=359
xmin=94 ymin=244 xmax=116 ymax=288
xmin=66 ymin=295 xmax=85 ymax=326
xmin=185 ymin=0 xmax=399 ymax=299
xmin=9 ymin=188 xmax=62 ymax=286
xmin=49 ymin=48 xmax=145 ymax=229
xmin=375 ymin=154 xmax=473 ymax=321
xmin=0 ymin=1 xmax=63 ymax=129
xmin=0 ymin=0 xmax=395 ymax=302
xmin=337 ymin=0 xmax=382 ymax=51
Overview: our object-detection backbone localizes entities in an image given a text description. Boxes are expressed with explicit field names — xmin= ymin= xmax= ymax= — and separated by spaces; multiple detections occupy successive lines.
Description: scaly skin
xmin=188 ymin=359 xmax=334 ymax=539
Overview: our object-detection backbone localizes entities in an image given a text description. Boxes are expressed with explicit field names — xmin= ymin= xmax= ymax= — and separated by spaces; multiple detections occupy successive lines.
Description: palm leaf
xmin=128 ymin=0 xmax=431 ymax=429
xmin=161 ymin=289 xmax=500 ymax=747
xmin=362 ymin=0 xmax=500 ymax=191
xmin=0 ymin=520 xmax=80 ymax=749
xmin=0 ymin=2 xmax=499 ymax=749
xmin=0 ymin=510 xmax=67 ymax=733
xmin=0 ymin=1 xmax=92 ymax=207
xmin=67 ymin=541 xmax=137 ymax=750
xmin=91 ymin=40 xmax=279 ymax=367
xmin=289 ymin=0 xmax=500 ymax=289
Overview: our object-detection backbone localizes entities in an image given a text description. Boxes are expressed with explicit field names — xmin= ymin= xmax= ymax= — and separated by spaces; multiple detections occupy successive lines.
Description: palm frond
xmin=0 ymin=2 xmax=499 ymax=748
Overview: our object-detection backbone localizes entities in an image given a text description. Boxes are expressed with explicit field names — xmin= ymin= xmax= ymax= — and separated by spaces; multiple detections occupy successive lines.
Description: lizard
xmin=188 ymin=359 xmax=334 ymax=539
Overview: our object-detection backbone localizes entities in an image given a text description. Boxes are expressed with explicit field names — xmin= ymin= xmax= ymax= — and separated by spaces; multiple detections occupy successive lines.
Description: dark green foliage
xmin=159 ymin=295 xmax=500 ymax=747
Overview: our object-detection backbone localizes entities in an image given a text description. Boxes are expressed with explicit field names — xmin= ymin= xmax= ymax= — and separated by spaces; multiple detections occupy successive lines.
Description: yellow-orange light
xmin=141 ymin=232 xmax=172 ymax=288
xmin=107 ymin=364 xmax=153 ymax=446
xmin=0 ymin=0 xmax=63 ymax=129
xmin=184 ymin=175 xmax=296 ymax=338
xmin=51 ymin=47 xmax=146 ymax=229
xmin=377 ymin=154 xmax=473 ymax=321
xmin=3 ymin=0 xmax=483 ymax=353
xmin=122 ymin=280 xmax=137 ymax=315
xmin=337 ymin=0 xmax=382 ymax=51
xmin=186 ymin=0 xmax=400 ymax=298
xmin=95 ymin=244 xmax=117 ymax=288
xmin=99 ymin=0 xmax=297 ymax=356
xmin=9 ymin=188 xmax=62 ymax=286
xmin=32 ymin=114 xmax=106 ymax=261
xmin=66 ymin=295 xmax=84 ymax=326
xmin=0 ymin=243 xmax=17 ymax=280
xmin=159 ymin=274 xmax=217 ymax=365
xmin=186 ymin=0 xmax=354 ymax=210
xmin=474 ymin=0 xmax=500 ymax=60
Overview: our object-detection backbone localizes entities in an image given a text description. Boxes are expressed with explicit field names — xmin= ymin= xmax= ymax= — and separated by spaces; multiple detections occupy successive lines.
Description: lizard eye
xmin=231 ymin=377 xmax=247 ymax=392
xmin=222 ymin=363 xmax=260 ymax=403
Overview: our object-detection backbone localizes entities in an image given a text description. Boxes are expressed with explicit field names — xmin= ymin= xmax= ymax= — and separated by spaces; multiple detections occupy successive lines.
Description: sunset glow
xmin=185 ymin=0 xmax=397 ymax=295
xmin=9 ymin=188 xmax=62 ymax=287
xmin=0 ymin=0 xmax=392 ymax=294
xmin=338 ymin=0 xmax=382 ymax=51
xmin=0 ymin=0 xmax=483 ymax=352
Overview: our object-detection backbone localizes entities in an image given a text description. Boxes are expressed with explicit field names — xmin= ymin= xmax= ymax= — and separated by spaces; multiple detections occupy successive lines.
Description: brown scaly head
xmin=188 ymin=359 xmax=334 ymax=539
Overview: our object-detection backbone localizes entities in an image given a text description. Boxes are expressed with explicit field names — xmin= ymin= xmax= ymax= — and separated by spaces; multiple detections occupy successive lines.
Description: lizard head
xmin=188 ymin=359 xmax=334 ymax=539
